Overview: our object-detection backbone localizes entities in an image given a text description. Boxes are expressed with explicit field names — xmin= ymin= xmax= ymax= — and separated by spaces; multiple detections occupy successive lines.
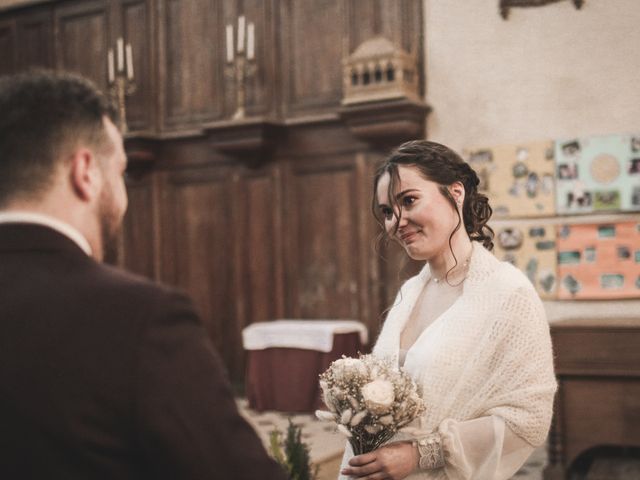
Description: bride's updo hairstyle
xmin=372 ymin=140 xmax=494 ymax=252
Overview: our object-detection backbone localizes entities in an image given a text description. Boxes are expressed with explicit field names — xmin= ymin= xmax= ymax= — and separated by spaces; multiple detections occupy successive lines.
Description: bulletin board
xmin=556 ymin=221 xmax=640 ymax=299
xmin=492 ymin=221 xmax=557 ymax=299
xmin=465 ymin=140 xmax=556 ymax=218
xmin=555 ymin=134 xmax=640 ymax=214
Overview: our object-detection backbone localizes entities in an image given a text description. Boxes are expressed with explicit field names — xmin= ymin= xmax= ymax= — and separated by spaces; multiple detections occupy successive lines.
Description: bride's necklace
xmin=431 ymin=256 xmax=471 ymax=284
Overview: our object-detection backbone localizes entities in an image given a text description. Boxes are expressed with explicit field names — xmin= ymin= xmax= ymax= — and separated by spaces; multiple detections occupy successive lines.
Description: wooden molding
xmin=339 ymin=98 xmax=430 ymax=148
xmin=205 ymin=117 xmax=284 ymax=166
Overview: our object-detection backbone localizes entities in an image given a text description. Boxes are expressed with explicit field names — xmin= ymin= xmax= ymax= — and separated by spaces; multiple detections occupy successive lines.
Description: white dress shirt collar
xmin=0 ymin=211 xmax=93 ymax=256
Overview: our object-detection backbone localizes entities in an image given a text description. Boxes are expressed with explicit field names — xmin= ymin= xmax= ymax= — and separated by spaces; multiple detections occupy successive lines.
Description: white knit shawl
xmin=373 ymin=243 xmax=557 ymax=448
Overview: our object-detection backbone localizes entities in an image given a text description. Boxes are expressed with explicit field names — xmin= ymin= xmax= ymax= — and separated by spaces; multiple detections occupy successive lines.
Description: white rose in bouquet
xmin=361 ymin=379 xmax=395 ymax=415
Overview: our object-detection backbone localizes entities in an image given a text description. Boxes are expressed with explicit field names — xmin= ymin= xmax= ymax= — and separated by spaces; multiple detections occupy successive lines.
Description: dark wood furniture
xmin=545 ymin=317 xmax=640 ymax=479
xmin=0 ymin=0 xmax=428 ymax=384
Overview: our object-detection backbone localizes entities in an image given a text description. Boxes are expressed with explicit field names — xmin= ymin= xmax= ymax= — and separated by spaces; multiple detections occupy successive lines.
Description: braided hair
xmin=372 ymin=140 xmax=494 ymax=252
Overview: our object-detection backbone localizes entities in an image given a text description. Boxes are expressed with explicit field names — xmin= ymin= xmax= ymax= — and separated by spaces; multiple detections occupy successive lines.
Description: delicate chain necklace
xmin=431 ymin=257 xmax=471 ymax=284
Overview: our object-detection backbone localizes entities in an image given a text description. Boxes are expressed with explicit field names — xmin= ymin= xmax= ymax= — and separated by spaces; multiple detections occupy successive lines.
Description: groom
xmin=0 ymin=71 xmax=286 ymax=480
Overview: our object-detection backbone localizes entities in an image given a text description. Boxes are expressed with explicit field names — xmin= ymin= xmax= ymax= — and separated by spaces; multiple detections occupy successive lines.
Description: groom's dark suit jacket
xmin=0 ymin=223 xmax=286 ymax=480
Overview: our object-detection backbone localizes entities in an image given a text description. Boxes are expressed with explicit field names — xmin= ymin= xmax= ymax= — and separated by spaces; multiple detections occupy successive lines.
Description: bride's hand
xmin=341 ymin=441 xmax=418 ymax=479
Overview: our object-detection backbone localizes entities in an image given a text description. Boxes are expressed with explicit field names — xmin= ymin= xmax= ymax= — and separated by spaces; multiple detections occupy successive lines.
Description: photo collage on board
xmin=466 ymin=134 xmax=640 ymax=300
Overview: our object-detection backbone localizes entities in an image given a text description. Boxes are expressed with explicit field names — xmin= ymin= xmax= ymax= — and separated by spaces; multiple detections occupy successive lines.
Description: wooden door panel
xmin=161 ymin=0 xmax=225 ymax=128
xmin=287 ymin=160 xmax=360 ymax=319
xmin=281 ymin=0 xmax=344 ymax=114
xmin=16 ymin=8 xmax=53 ymax=71
xmin=240 ymin=169 xmax=282 ymax=324
xmin=55 ymin=0 xmax=110 ymax=90
xmin=161 ymin=167 xmax=241 ymax=379
xmin=120 ymin=173 xmax=157 ymax=280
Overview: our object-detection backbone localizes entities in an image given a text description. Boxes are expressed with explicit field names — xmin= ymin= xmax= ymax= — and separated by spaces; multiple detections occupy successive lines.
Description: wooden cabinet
xmin=1 ymin=0 xmax=427 ymax=384
xmin=545 ymin=318 xmax=640 ymax=478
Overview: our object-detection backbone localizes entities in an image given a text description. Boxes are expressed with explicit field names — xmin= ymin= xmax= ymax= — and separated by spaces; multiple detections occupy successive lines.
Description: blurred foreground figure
xmin=0 ymin=70 xmax=286 ymax=480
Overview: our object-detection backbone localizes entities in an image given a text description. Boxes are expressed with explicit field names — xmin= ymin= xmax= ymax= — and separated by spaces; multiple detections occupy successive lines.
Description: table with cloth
xmin=242 ymin=320 xmax=368 ymax=412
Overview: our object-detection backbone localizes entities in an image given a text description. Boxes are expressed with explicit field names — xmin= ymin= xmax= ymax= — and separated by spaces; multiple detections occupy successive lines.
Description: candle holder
xmin=109 ymin=75 xmax=137 ymax=133
xmin=225 ymin=54 xmax=257 ymax=120
xmin=225 ymin=17 xmax=256 ymax=120
xmin=107 ymin=39 xmax=136 ymax=133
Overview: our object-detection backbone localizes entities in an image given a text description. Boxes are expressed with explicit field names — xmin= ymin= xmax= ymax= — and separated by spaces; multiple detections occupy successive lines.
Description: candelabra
xmin=107 ymin=37 xmax=136 ymax=132
xmin=225 ymin=15 xmax=256 ymax=120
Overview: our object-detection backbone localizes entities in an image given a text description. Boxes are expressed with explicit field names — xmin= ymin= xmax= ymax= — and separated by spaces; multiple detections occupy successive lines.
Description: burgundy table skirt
xmin=245 ymin=332 xmax=361 ymax=413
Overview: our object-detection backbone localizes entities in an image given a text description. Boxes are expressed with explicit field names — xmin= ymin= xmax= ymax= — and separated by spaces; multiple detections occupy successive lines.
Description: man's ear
xmin=70 ymin=148 xmax=102 ymax=202
xmin=449 ymin=181 xmax=465 ymax=204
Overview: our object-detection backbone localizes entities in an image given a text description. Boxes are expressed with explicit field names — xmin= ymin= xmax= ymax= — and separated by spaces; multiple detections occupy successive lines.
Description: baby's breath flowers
xmin=315 ymin=354 xmax=425 ymax=455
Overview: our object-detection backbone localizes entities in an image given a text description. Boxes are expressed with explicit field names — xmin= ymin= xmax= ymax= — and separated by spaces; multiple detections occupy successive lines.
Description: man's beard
xmin=97 ymin=182 xmax=123 ymax=263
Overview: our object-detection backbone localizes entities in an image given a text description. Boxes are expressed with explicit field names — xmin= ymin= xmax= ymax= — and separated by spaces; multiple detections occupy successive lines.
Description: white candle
xmin=117 ymin=38 xmax=124 ymax=72
xmin=125 ymin=43 xmax=134 ymax=80
xmin=237 ymin=15 xmax=245 ymax=53
xmin=107 ymin=48 xmax=115 ymax=83
xmin=247 ymin=22 xmax=255 ymax=60
xmin=226 ymin=24 xmax=234 ymax=62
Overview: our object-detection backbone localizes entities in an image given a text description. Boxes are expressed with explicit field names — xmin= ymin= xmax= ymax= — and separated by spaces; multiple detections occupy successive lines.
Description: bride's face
xmin=376 ymin=165 xmax=462 ymax=262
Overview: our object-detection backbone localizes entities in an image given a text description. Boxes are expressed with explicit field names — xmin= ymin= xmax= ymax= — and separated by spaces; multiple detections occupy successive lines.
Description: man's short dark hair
xmin=0 ymin=70 xmax=118 ymax=205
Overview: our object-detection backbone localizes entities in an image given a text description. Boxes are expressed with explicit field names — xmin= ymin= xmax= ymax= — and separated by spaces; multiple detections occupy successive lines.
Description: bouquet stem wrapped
xmin=316 ymin=354 xmax=425 ymax=455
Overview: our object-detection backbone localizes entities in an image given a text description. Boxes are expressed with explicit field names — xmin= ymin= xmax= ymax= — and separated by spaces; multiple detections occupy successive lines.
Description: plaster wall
xmin=424 ymin=0 xmax=640 ymax=152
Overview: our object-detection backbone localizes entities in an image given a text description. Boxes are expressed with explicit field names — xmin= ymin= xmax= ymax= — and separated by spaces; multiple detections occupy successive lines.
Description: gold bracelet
xmin=414 ymin=433 xmax=445 ymax=470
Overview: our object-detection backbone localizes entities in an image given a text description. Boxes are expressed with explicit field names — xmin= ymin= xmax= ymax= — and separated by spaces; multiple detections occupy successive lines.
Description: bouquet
xmin=315 ymin=354 xmax=425 ymax=455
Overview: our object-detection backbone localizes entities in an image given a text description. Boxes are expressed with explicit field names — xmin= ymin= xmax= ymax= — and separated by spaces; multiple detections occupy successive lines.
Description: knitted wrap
xmin=373 ymin=243 xmax=556 ymax=448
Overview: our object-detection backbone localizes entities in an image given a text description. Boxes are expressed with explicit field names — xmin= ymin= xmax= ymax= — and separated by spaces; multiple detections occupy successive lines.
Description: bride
xmin=339 ymin=140 xmax=557 ymax=480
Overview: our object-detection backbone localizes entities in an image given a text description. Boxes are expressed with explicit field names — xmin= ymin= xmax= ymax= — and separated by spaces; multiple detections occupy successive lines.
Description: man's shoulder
xmin=84 ymin=261 xmax=190 ymax=310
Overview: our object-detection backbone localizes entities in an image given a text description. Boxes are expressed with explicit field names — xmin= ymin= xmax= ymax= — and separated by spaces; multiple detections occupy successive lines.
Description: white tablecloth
xmin=242 ymin=319 xmax=368 ymax=353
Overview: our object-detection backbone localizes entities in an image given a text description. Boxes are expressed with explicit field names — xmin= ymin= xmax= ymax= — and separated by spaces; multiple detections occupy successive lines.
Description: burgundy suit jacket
xmin=0 ymin=223 xmax=286 ymax=480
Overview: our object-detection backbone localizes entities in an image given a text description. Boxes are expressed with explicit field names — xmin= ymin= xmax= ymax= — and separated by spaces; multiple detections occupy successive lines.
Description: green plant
xmin=268 ymin=420 xmax=319 ymax=480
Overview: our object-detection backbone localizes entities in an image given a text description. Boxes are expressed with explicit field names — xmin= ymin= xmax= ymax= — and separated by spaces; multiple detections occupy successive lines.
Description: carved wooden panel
xmin=120 ymin=172 xmax=157 ymax=280
xmin=0 ymin=18 xmax=16 ymax=75
xmin=54 ymin=0 xmax=110 ymax=90
xmin=237 ymin=166 xmax=283 ymax=324
xmin=161 ymin=0 xmax=225 ymax=128
xmin=280 ymin=0 xmax=345 ymax=115
xmin=284 ymin=156 xmax=362 ymax=320
xmin=159 ymin=166 xmax=243 ymax=380
xmin=119 ymin=0 xmax=154 ymax=133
